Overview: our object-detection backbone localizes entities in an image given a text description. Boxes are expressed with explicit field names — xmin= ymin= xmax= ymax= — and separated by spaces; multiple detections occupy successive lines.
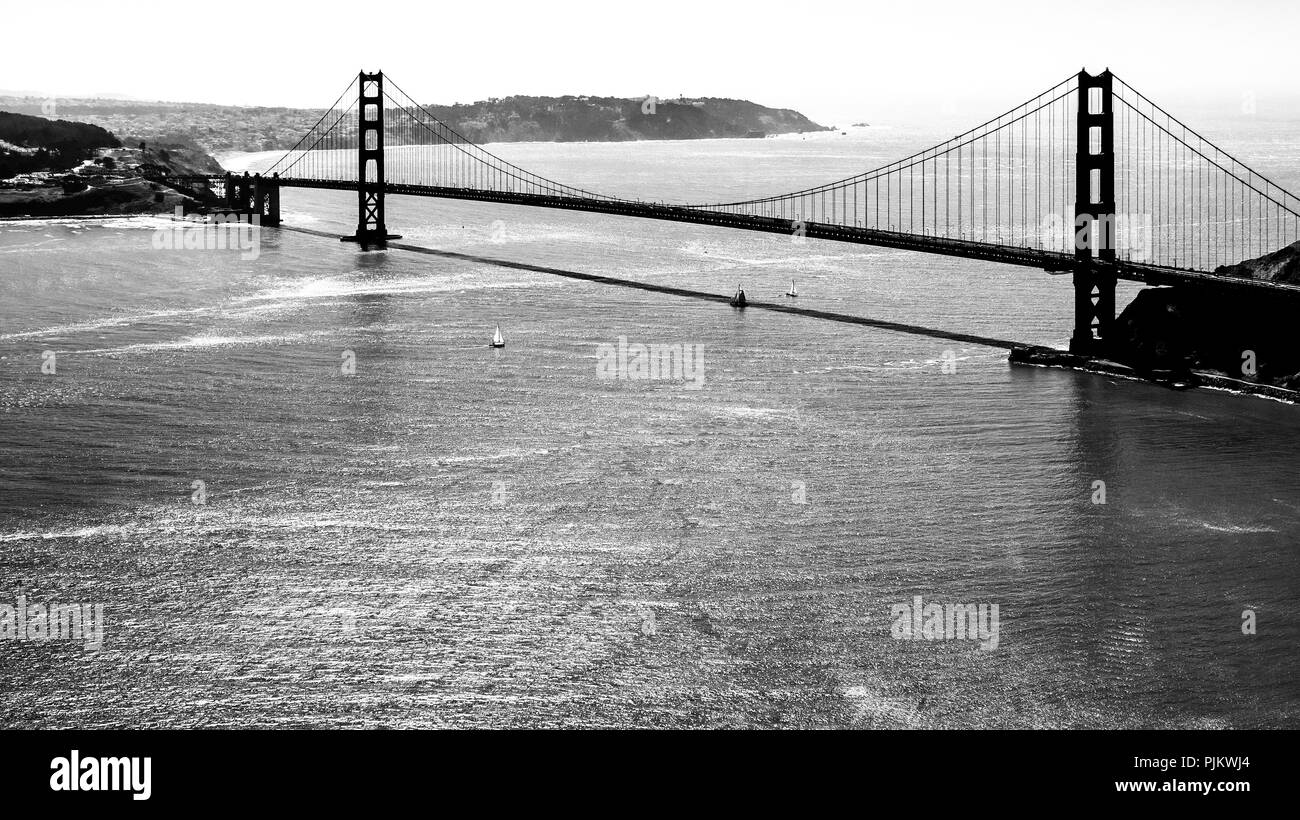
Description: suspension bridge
xmin=163 ymin=69 xmax=1300 ymax=357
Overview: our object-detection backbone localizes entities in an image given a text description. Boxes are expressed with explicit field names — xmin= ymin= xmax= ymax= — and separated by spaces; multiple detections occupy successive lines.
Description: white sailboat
xmin=490 ymin=324 xmax=505 ymax=348
xmin=786 ymin=279 xmax=798 ymax=298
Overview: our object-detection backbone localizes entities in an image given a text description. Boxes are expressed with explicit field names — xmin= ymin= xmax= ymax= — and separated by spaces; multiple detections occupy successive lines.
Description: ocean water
xmin=1 ymin=123 xmax=1297 ymax=728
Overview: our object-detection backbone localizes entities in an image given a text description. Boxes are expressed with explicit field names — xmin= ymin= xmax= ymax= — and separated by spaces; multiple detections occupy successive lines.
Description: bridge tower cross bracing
xmin=342 ymin=70 xmax=401 ymax=248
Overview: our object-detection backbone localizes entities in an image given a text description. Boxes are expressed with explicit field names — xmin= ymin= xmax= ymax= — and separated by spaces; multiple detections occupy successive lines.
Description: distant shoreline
xmin=215 ymin=129 xmax=842 ymax=172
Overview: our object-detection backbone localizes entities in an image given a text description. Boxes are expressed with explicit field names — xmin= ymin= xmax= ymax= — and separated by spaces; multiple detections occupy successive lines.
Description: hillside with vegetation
xmin=0 ymin=109 xmax=221 ymax=216
xmin=0 ymin=111 xmax=121 ymax=177
xmin=419 ymin=95 xmax=829 ymax=143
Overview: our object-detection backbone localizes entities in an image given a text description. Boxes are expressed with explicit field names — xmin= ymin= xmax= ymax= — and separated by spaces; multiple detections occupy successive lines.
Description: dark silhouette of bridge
xmin=164 ymin=69 xmax=1300 ymax=356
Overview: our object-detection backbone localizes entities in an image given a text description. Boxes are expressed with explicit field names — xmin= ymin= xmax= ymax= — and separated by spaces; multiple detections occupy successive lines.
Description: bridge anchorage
xmin=219 ymin=171 xmax=281 ymax=227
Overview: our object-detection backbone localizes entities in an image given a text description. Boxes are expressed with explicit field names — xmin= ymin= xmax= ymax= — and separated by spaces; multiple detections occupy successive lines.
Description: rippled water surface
xmin=1 ymin=124 xmax=1298 ymax=728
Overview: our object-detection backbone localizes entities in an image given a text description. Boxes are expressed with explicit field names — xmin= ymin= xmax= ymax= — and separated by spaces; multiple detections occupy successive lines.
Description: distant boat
xmin=490 ymin=324 xmax=505 ymax=348
xmin=730 ymin=286 xmax=747 ymax=308
xmin=786 ymin=279 xmax=798 ymax=298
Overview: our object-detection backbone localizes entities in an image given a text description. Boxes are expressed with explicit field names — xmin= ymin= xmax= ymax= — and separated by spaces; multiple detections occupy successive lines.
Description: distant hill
xmin=1215 ymin=239 xmax=1300 ymax=285
xmin=0 ymin=93 xmax=830 ymax=156
xmin=421 ymin=95 xmax=829 ymax=144
xmin=0 ymin=111 xmax=120 ymax=177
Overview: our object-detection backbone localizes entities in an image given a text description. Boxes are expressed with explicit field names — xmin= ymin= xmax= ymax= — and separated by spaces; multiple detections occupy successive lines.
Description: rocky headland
xmin=1013 ymin=241 xmax=1300 ymax=401
xmin=0 ymin=110 xmax=222 ymax=217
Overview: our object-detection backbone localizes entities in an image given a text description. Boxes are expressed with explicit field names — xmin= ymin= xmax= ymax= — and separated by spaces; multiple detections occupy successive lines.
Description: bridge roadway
xmin=183 ymin=175 xmax=1300 ymax=299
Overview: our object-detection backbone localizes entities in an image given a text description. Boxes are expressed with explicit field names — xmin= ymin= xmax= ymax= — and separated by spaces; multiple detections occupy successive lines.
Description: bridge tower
xmin=1070 ymin=69 xmax=1117 ymax=355
xmin=342 ymin=71 xmax=401 ymax=249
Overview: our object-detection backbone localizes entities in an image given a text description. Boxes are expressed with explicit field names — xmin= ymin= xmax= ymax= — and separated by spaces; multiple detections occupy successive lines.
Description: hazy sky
xmin=3 ymin=0 xmax=1298 ymax=125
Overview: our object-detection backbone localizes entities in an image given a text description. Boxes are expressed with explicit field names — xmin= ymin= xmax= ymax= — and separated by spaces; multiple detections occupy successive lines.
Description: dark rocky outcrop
xmin=1108 ymin=270 xmax=1300 ymax=389
xmin=1214 ymin=239 xmax=1300 ymax=285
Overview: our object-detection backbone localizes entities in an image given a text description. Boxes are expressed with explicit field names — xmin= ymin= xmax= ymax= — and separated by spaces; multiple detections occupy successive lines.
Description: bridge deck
xmin=182 ymin=175 xmax=1300 ymax=298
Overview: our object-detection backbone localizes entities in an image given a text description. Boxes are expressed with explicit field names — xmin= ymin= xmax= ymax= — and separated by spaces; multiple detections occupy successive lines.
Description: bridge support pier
xmin=236 ymin=172 xmax=255 ymax=212
xmin=342 ymin=70 xmax=401 ymax=249
xmin=1069 ymin=69 xmax=1117 ymax=356
xmin=218 ymin=171 xmax=278 ymax=226
xmin=221 ymin=171 xmax=257 ymax=214
xmin=1070 ymin=267 xmax=1117 ymax=355
xmin=252 ymin=173 xmax=280 ymax=227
